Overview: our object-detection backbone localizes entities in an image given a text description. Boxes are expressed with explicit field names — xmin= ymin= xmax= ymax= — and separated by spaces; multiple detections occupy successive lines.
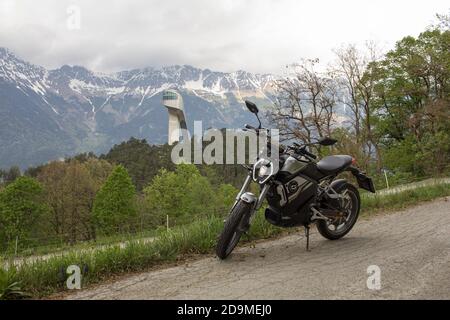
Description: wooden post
xmin=384 ymin=170 xmax=390 ymax=189
xmin=15 ymin=236 xmax=18 ymax=256
xmin=166 ymin=215 xmax=169 ymax=231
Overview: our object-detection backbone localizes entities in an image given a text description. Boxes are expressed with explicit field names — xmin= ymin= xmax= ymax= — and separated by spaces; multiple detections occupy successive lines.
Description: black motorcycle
xmin=216 ymin=100 xmax=376 ymax=259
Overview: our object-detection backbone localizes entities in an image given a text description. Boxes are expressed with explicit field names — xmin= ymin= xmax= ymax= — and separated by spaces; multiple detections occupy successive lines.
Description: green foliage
xmin=372 ymin=27 xmax=450 ymax=175
xmin=36 ymin=159 xmax=114 ymax=245
xmin=102 ymin=137 xmax=175 ymax=191
xmin=216 ymin=184 xmax=238 ymax=213
xmin=93 ymin=165 xmax=137 ymax=235
xmin=0 ymin=268 xmax=27 ymax=300
xmin=144 ymin=164 xmax=222 ymax=225
xmin=246 ymin=208 xmax=283 ymax=240
xmin=0 ymin=177 xmax=47 ymax=252
xmin=361 ymin=183 xmax=450 ymax=213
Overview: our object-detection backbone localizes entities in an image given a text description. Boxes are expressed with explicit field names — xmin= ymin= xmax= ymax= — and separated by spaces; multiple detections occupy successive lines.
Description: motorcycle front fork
xmin=229 ymin=174 xmax=252 ymax=215
xmin=230 ymin=173 xmax=270 ymax=226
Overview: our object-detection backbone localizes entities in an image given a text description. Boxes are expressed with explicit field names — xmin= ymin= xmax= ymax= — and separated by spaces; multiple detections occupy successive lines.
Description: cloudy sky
xmin=0 ymin=0 xmax=448 ymax=74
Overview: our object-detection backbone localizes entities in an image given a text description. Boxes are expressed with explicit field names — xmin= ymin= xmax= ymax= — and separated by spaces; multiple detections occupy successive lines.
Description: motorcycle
xmin=216 ymin=100 xmax=376 ymax=259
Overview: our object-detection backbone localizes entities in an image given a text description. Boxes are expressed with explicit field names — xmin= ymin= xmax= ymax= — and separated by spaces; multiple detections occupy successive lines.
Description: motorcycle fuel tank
xmin=279 ymin=156 xmax=309 ymax=176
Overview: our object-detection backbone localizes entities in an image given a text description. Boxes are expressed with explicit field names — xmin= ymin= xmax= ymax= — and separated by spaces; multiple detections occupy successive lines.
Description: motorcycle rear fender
xmin=347 ymin=166 xmax=376 ymax=193
xmin=329 ymin=179 xmax=348 ymax=192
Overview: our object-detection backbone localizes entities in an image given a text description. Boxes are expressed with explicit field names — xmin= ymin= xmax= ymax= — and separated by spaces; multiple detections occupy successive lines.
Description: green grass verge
xmin=361 ymin=183 xmax=450 ymax=214
xmin=9 ymin=229 xmax=159 ymax=258
xmin=1 ymin=183 xmax=449 ymax=299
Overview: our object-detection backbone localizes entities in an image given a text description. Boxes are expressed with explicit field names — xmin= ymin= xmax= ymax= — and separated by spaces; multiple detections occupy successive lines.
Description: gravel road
xmin=67 ymin=197 xmax=450 ymax=300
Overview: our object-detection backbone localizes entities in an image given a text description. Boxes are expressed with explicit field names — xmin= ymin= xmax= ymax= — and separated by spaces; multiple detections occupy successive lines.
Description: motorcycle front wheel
xmin=216 ymin=200 xmax=252 ymax=260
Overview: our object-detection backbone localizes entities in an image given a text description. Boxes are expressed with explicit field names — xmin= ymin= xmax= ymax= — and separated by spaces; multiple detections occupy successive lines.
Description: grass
xmin=3 ymin=229 xmax=159 ymax=258
xmin=361 ymin=183 xmax=450 ymax=214
xmin=1 ymin=183 xmax=449 ymax=299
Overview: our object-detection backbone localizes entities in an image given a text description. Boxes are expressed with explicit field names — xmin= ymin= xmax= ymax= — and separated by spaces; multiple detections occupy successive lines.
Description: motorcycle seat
xmin=317 ymin=155 xmax=353 ymax=175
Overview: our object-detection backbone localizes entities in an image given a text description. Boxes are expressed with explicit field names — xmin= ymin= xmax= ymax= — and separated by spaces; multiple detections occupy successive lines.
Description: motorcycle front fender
xmin=240 ymin=192 xmax=257 ymax=204
xmin=241 ymin=183 xmax=271 ymax=209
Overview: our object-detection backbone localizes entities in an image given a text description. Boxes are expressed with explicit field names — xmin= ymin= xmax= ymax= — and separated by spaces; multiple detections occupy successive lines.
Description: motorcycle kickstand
xmin=305 ymin=225 xmax=311 ymax=252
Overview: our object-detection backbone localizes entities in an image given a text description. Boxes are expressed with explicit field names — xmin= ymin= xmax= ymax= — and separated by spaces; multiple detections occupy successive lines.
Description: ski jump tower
xmin=162 ymin=89 xmax=187 ymax=145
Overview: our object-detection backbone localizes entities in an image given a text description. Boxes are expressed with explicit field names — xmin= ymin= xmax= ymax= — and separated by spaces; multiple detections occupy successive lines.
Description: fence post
xmin=15 ymin=235 xmax=18 ymax=256
xmin=384 ymin=170 xmax=390 ymax=189
xmin=166 ymin=215 xmax=169 ymax=231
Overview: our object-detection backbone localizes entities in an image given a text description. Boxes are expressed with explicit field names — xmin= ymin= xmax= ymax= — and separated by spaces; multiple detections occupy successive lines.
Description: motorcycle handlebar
xmin=291 ymin=143 xmax=317 ymax=160
xmin=302 ymin=148 xmax=317 ymax=160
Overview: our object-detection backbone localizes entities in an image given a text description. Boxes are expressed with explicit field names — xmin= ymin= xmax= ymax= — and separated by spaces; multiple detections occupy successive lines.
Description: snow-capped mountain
xmin=0 ymin=48 xmax=276 ymax=168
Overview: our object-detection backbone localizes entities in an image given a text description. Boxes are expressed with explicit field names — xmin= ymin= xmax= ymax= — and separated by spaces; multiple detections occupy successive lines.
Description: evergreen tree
xmin=101 ymin=137 xmax=175 ymax=191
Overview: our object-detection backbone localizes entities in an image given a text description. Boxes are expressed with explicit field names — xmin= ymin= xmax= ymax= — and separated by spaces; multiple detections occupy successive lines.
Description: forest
xmin=0 ymin=16 xmax=449 ymax=255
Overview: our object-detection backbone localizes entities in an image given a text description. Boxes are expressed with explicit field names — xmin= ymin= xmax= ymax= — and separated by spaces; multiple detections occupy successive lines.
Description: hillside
xmin=0 ymin=48 xmax=277 ymax=168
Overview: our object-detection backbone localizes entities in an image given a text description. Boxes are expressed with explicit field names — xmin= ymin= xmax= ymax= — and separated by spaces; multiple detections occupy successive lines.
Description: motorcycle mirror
xmin=245 ymin=100 xmax=259 ymax=114
xmin=318 ymin=137 xmax=338 ymax=146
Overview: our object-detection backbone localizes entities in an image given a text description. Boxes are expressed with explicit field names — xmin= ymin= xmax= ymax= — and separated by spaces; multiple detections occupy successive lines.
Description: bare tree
xmin=331 ymin=42 xmax=383 ymax=171
xmin=270 ymin=59 xmax=337 ymax=145
xmin=434 ymin=12 xmax=450 ymax=30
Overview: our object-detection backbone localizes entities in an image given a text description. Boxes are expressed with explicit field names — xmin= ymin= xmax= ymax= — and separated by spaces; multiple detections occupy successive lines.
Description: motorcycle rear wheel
xmin=316 ymin=183 xmax=360 ymax=240
xmin=216 ymin=200 xmax=252 ymax=260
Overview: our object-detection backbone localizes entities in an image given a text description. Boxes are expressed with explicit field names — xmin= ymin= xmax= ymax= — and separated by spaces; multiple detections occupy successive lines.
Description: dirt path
xmin=67 ymin=197 xmax=450 ymax=300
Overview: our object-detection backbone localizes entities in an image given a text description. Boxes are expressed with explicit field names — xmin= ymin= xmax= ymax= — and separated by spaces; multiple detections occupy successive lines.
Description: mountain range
xmin=0 ymin=48 xmax=278 ymax=169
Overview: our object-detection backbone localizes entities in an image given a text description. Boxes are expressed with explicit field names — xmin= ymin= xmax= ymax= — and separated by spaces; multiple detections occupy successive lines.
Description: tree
xmin=93 ymin=165 xmax=137 ymax=235
xmin=371 ymin=27 xmax=450 ymax=175
xmin=434 ymin=12 xmax=450 ymax=31
xmin=0 ymin=166 xmax=21 ymax=186
xmin=37 ymin=159 xmax=113 ymax=244
xmin=0 ymin=177 xmax=46 ymax=251
xmin=83 ymin=158 xmax=114 ymax=188
xmin=270 ymin=59 xmax=337 ymax=145
xmin=101 ymin=137 xmax=175 ymax=191
xmin=144 ymin=164 xmax=218 ymax=226
xmin=331 ymin=42 xmax=384 ymax=171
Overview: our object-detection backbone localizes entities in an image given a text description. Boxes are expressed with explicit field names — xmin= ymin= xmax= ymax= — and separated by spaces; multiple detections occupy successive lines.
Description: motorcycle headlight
xmin=253 ymin=159 xmax=274 ymax=183
xmin=258 ymin=165 xmax=270 ymax=177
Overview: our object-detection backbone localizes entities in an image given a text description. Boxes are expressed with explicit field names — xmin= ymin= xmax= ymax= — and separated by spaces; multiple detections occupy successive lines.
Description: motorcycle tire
xmin=316 ymin=183 xmax=360 ymax=240
xmin=216 ymin=200 xmax=252 ymax=260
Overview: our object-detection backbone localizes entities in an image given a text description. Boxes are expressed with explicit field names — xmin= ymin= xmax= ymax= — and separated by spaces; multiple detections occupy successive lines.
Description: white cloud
xmin=0 ymin=0 xmax=448 ymax=74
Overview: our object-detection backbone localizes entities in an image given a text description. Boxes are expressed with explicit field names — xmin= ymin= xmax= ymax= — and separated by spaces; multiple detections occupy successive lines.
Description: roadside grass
xmin=2 ymin=229 xmax=159 ymax=259
xmin=361 ymin=183 xmax=450 ymax=215
xmin=0 ymin=183 xmax=449 ymax=299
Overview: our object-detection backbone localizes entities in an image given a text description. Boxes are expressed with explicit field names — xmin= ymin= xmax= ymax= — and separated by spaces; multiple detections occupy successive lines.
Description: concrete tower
xmin=162 ymin=89 xmax=187 ymax=145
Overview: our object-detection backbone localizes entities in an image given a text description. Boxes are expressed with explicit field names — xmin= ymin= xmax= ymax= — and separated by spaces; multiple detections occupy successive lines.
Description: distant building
xmin=162 ymin=89 xmax=187 ymax=145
